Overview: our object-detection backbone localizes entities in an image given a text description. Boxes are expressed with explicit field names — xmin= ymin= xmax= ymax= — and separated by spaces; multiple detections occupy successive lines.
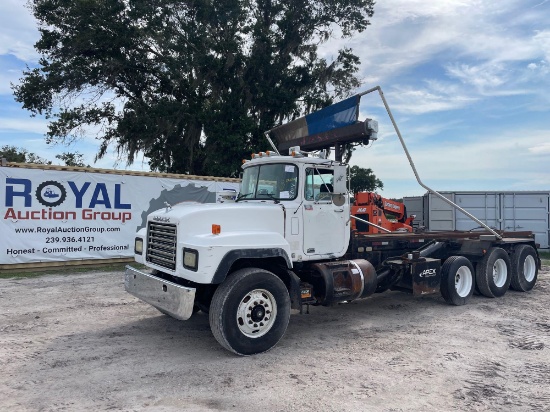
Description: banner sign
xmin=0 ymin=168 xmax=239 ymax=265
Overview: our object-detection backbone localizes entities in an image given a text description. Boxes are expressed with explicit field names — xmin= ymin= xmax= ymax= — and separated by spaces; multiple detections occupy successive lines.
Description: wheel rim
xmin=524 ymin=255 xmax=536 ymax=282
xmin=455 ymin=265 xmax=473 ymax=297
xmin=236 ymin=289 xmax=277 ymax=338
xmin=492 ymin=258 xmax=507 ymax=287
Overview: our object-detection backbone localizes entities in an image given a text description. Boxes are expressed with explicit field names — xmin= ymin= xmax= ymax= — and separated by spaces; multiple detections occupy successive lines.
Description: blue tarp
xmin=305 ymin=95 xmax=360 ymax=135
xmin=270 ymin=95 xmax=360 ymax=145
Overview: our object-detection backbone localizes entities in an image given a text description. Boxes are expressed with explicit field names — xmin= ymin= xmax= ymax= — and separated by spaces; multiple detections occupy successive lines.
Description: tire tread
xmin=475 ymin=247 xmax=511 ymax=298
xmin=209 ymin=267 xmax=290 ymax=355
xmin=510 ymin=245 xmax=538 ymax=292
xmin=440 ymin=256 xmax=475 ymax=306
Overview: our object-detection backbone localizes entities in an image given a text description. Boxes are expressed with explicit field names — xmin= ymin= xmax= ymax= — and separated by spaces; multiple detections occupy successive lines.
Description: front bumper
xmin=124 ymin=265 xmax=196 ymax=320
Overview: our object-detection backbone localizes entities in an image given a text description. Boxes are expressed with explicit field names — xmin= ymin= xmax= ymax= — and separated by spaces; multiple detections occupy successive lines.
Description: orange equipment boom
xmin=351 ymin=192 xmax=415 ymax=234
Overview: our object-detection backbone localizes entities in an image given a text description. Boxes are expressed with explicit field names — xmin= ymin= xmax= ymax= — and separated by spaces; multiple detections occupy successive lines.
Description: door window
xmin=305 ymin=168 xmax=334 ymax=202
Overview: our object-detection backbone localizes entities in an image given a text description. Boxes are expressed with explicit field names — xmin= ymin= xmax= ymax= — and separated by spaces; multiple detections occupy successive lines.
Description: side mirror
xmin=333 ymin=164 xmax=347 ymax=194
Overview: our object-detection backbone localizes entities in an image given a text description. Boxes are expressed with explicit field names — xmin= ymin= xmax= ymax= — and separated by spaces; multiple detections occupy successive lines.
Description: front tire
xmin=209 ymin=267 xmax=291 ymax=356
xmin=510 ymin=245 xmax=538 ymax=292
xmin=440 ymin=256 xmax=475 ymax=306
xmin=475 ymin=247 xmax=511 ymax=298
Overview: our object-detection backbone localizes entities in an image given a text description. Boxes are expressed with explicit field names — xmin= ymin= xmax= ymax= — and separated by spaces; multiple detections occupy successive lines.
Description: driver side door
xmin=302 ymin=167 xmax=348 ymax=256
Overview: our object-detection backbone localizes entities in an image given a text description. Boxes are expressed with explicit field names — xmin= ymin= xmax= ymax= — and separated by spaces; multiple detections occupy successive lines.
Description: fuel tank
xmin=309 ymin=259 xmax=377 ymax=305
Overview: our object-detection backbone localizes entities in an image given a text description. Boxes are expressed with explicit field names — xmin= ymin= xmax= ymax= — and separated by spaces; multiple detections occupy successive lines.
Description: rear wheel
xmin=440 ymin=256 xmax=475 ymax=305
xmin=209 ymin=267 xmax=290 ymax=356
xmin=475 ymin=247 xmax=511 ymax=298
xmin=510 ymin=245 xmax=538 ymax=292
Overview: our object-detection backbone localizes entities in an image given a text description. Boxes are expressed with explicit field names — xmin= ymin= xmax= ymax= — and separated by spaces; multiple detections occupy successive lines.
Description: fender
xmin=211 ymin=248 xmax=292 ymax=284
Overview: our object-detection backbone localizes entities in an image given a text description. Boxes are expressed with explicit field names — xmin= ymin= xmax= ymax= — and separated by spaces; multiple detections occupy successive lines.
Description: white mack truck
xmin=125 ymin=87 xmax=541 ymax=355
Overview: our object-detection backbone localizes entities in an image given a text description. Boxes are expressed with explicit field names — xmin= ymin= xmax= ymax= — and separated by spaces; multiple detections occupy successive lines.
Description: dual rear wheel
xmin=440 ymin=245 xmax=538 ymax=305
xmin=440 ymin=256 xmax=475 ymax=306
xmin=475 ymin=247 xmax=512 ymax=298
xmin=510 ymin=245 xmax=538 ymax=292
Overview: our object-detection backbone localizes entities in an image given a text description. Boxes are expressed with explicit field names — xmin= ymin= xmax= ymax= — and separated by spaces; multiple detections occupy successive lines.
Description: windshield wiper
xmin=264 ymin=193 xmax=280 ymax=204
xmin=235 ymin=192 xmax=252 ymax=202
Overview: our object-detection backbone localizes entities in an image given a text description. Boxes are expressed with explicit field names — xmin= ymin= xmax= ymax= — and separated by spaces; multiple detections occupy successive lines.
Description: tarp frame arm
xmin=361 ymin=86 xmax=502 ymax=240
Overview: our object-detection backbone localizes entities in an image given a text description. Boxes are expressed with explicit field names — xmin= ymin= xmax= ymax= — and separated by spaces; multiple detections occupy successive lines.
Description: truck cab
xmin=131 ymin=150 xmax=349 ymax=282
xmin=239 ymin=152 xmax=350 ymax=261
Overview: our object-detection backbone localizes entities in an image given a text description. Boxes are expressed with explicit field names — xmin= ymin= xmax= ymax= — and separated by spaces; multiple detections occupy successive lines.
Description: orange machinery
xmin=351 ymin=192 xmax=415 ymax=234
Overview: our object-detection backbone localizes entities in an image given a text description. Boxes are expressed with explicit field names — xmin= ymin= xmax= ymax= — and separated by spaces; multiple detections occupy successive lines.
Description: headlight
xmin=134 ymin=238 xmax=143 ymax=255
xmin=183 ymin=248 xmax=199 ymax=271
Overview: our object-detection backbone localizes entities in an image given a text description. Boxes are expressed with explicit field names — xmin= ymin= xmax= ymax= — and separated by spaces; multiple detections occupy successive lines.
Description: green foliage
xmin=55 ymin=152 xmax=89 ymax=167
xmin=349 ymin=165 xmax=383 ymax=193
xmin=0 ymin=145 xmax=51 ymax=164
xmin=0 ymin=145 xmax=26 ymax=163
xmin=0 ymin=145 xmax=89 ymax=167
xmin=14 ymin=0 xmax=375 ymax=177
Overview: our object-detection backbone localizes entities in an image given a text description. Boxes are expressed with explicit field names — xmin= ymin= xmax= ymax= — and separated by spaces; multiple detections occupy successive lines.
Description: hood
xmin=148 ymin=201 xmax=286 ymax=238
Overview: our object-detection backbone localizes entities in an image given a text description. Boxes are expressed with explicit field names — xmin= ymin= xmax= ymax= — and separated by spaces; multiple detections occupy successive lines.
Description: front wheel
xmin=209 ymin=267 xmax=291 ymax=355
xmin=440 ymin=256 xmax=475 ymax=305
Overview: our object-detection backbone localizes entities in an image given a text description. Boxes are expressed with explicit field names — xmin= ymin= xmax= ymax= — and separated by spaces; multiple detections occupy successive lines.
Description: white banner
xmin=0 ymin=168 xmax=239 ymax=265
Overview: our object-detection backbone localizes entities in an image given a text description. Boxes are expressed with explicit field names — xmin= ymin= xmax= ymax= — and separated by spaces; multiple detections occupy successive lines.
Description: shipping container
xmin=404 ymin=192 xmax=550 ymax=249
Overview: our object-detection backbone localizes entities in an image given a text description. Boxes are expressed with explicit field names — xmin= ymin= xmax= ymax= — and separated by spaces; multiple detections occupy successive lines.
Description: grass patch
xmin=0 ymin=262 xmax=146 ymax=280
xmin=539 ymin=250 xmax=550 ymax=265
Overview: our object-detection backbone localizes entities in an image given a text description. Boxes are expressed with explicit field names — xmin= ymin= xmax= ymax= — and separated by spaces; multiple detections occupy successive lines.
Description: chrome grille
xmin=146 ymin=222 xmax=177 ymax=270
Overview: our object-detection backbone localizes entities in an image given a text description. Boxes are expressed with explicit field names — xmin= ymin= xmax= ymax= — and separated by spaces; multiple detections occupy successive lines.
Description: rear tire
xmin=510 ymin=245 xmax=538 ymax=292
xmin=440 ymin=256 xmax=475 ymax=305
xmin=475 ymin=247 xmax=511 ymax=298
xmin=209 ymin=267 xmax=290 ymax=356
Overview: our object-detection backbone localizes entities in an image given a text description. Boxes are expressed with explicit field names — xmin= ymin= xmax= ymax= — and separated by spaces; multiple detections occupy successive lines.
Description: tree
xmin=55 ymin=152 xmax=90 ymax=167
xmin=14 ymin=0 xmax=375 ymax=177
xmin=349 ymin=165 xmax=383 ymax=193
xmin=0 ymin=145 xmax=51 ymax=164
xmin=0 ymin=145 xmax=26 ymax=163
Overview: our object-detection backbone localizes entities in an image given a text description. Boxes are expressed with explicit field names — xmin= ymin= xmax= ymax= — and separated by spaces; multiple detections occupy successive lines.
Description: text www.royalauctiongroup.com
xmin=14 ymin=226 xmax=121 ymax=234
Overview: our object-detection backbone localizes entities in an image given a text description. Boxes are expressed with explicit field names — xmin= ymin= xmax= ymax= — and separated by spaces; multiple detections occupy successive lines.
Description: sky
xmin=0 ymin=0 xmax=549 ymax=198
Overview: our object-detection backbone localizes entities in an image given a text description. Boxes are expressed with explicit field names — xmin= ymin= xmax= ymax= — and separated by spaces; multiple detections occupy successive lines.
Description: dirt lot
xmin=1 ymin=265 xmax=549 ymax=412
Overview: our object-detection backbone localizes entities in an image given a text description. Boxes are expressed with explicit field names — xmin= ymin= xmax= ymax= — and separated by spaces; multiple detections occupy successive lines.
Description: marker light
xmin=212 ymin=224 xmax=221 ymax=235
xmin=134 ymin=237 xmax=143 ymax=255
xmin=289 ymin=146 xmax=301 ymax=156
xmin=183 ymin=248 xmax=199 ymax=271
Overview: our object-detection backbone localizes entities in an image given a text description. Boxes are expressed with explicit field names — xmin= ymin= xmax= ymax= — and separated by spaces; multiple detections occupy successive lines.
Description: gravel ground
xmin=1 ymin=265 xmax=549 ymax=412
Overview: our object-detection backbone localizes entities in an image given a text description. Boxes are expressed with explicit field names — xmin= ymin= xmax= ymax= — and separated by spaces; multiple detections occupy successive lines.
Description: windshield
xmin=240 ymin=163 xmax=298 ymax=201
